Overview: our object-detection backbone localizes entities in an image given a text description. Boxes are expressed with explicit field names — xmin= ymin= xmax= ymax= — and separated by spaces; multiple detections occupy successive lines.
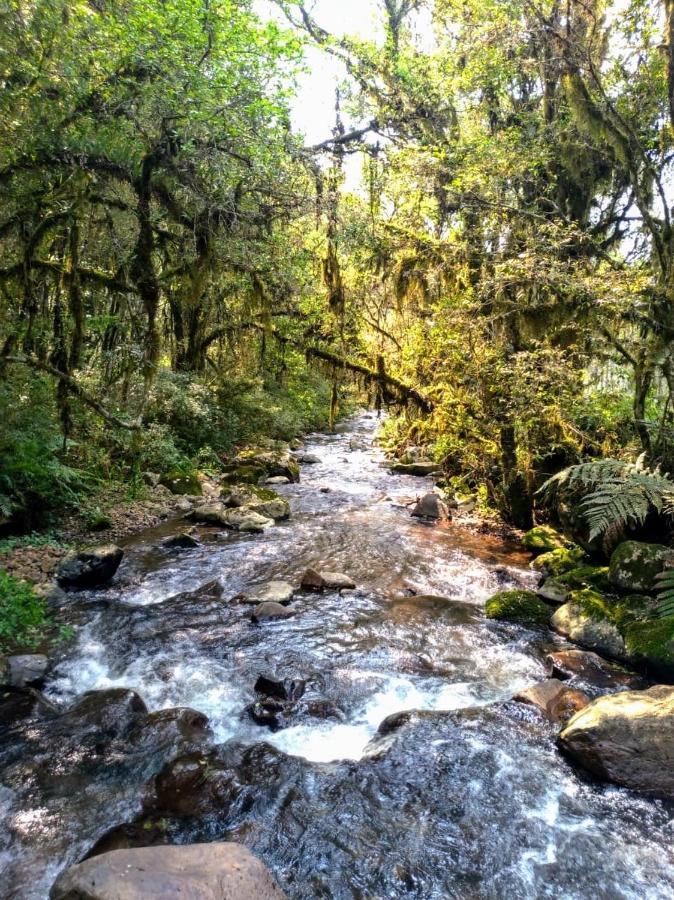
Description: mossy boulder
xmin=485 ymin=590 xmax=551 ymax=627
xmin=224 ymin=485 xmax=290 ymax=521
xmin=551 ymin=587 xmax=674 ymax=678
xmin=235 ymin=449 xmax=300 ymax=483
xmin=557 ymin=565 xmax=611 ymax=593
xmin=623 ymin=617 xmax=674 ymax=679
xmin=522 ymin=525 xmax=566 ymax=555
xmin=220 ymin=464 xmax=266 ymax=485
xmin=531 ymin=546 xmax=587 ymax=578
xmin=608 ymin=541 xmax=674 ymax=593
xmin=160 ymin=470 xmax=203 ymax=496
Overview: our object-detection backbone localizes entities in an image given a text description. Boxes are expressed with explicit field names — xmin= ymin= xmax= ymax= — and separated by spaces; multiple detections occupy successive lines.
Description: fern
xmin=539 ymin=456 xmax=674 ymax=544
xmin=656 ymin=569 xmax=674 ymax=619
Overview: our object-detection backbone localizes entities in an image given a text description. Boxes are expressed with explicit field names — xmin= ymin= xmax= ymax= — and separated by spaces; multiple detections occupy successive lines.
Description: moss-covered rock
xmin=608 ymin=541 xmax=674 ymax=593
xmin=160 ymin=470 xmax=202 ymax=496
xmin=551 ymin=586 xmax=674 ymax=677
xmin=485 ymin=590 xmax=551 ymax=627
xmin=623 ymin=616 xmax=674 ymax=679
xmin=220 ymin=464 xmax=266 ymax=485
xmin=557 ymin=565 xmax=611 ymax=592
xmin=522 ymin=525 xmax=566 ymax=555
xmin=224 ymin=484 xmax=290 ymax=521
xmin=531 ymin=546 xmax=587 ymax=578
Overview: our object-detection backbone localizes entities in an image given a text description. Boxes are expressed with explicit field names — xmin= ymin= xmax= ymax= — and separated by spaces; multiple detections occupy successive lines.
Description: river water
xmin=2 ymin=411 xmax=674 ymax=898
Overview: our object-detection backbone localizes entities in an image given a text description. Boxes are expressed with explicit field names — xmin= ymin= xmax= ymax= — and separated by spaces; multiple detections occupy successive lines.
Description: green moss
xmin=532 ymin=546 xmax=587 ymax=577
xmin=608 ymin=541 xmax=674 ymax=593
xmin=558 ymin=565 xmax=610 ymax=592
xmin=160 ymin=470 xmax=203 ymax=496
xmin=485 ymin=590 xmax=551 ymax=627
xmin=522 ymin=525 xmax=566 ymax=554
xmin=623 ymin=616 xmax=674 ymax=678
xmin=221 ymin=465 xmax=265 ymax=484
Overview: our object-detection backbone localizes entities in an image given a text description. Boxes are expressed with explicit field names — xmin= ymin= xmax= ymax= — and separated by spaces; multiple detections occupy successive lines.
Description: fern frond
xmin=656 ymin=569 xmax=674 ymax=619
xmin=539 ymin=459 xmax=674 ymax=546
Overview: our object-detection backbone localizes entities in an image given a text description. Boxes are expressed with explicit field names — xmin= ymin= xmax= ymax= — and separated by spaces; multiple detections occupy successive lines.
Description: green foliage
xmin=0 ymin=571 xmax=51 ymax=652
xmin=656 ymin=569 xmax=674 ymax=619
xmin=0 ymin=377 xmax=89 ymax=527
xmin=539 ymin=457 xmax=674 ymax=544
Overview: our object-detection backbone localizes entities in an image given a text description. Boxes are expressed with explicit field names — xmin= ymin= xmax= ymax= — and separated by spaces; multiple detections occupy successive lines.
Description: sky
xmin=254 ymin=0 xmax=383 ymax=145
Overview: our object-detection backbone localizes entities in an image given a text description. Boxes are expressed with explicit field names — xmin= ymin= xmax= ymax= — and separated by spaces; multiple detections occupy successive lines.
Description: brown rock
xmin=515 ymin=679 xmax=590 ymax=724
xmin=300 ymin=568 xmax=326 ymax=592
xmin=49 ymin=843 xmax=287 ymax=899
xmin=251 ymin=602 xmax=295 ymax=623
xmin=559 ymin=685 xmax=674 ymax=798
xmin=546 ymin=649 xmax=647 ymax=691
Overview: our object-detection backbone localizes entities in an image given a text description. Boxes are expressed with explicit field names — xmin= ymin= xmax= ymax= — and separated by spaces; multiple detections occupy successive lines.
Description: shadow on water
xmin=2 ymin=411 xmax=674 ymax=898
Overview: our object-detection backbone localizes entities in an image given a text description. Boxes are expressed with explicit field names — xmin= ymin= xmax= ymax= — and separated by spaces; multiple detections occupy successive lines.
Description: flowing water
xmin=2 ymin=411 xmax=674 ymax=898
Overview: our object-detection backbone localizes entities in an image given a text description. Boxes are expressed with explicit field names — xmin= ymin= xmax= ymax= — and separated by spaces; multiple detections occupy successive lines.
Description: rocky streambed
xmin=2 ymin=412 xmax=674 ymax=898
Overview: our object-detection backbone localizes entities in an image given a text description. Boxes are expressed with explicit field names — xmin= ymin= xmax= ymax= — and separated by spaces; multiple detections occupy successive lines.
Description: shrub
xmin=0 ymin=570 xmax=51 ymax=651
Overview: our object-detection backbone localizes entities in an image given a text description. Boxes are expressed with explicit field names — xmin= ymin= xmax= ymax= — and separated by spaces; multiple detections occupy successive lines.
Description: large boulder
xmin=49 ymin=843 xmax=287 ymax=899
xmin=521 ymin=525 xmax=565 ymax=555
xmin=234 ymin=449 xmax=300 ymax=484
xmin=485 ymin=590 xmax=551 ymax=627
xmin=559 ymin=685 xmax=674 ymax=798
xmin=411 ymin=493 xmax=450 ymax=520
xmin=190 ymin=504 xmax=273 ymax=533
xmin=56 ymin=545 xmax=123 ymax=589
xmin=608 ymin=541 xmax=674 ymax=593
xmin=225 ymin=485 xmax=290 ymax=522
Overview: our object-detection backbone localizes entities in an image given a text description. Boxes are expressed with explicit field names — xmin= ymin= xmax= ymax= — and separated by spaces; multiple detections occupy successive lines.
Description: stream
xmin=2 ymin=411 xmax=674 ymax=898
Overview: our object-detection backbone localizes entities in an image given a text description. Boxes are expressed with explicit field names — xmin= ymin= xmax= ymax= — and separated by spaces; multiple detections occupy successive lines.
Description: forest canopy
xmin=1 ymin=0 xmax=674 ymax=532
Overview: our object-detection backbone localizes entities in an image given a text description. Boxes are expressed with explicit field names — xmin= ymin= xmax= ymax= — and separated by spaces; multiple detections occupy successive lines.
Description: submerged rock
xmin=559 ymin=685 xmax=674 ymax=799
xmin=521 ymin=525 xmax=566 ymax=554
xmin=546 ymin=649 xmax=647 ymax=691
xmin=162 ymin=532 xmax=200 ymax=550
xmin=485 ymin=590 xmax=551 ymax=627
xmin=411 ymin=493 xmax=450 ymax=520
xmin=515 ymin=679 xmax=589 ymax=724
xmin=56 ymin=545 xmax=124 ymax=589
xmin=50 ymin=843 xmax=287 ymax=900
xmin=251 ymin=601 xmax=295 ymax=623
xmin=608 ymin=541 xmax=674 ymax=593
xmin=237 ymin=581 xmax=295 ymax=605
xmin=300 ymin=568 xmax=356 ymax=592
xmin=255 ymin=674 xmax=306 ymax=701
